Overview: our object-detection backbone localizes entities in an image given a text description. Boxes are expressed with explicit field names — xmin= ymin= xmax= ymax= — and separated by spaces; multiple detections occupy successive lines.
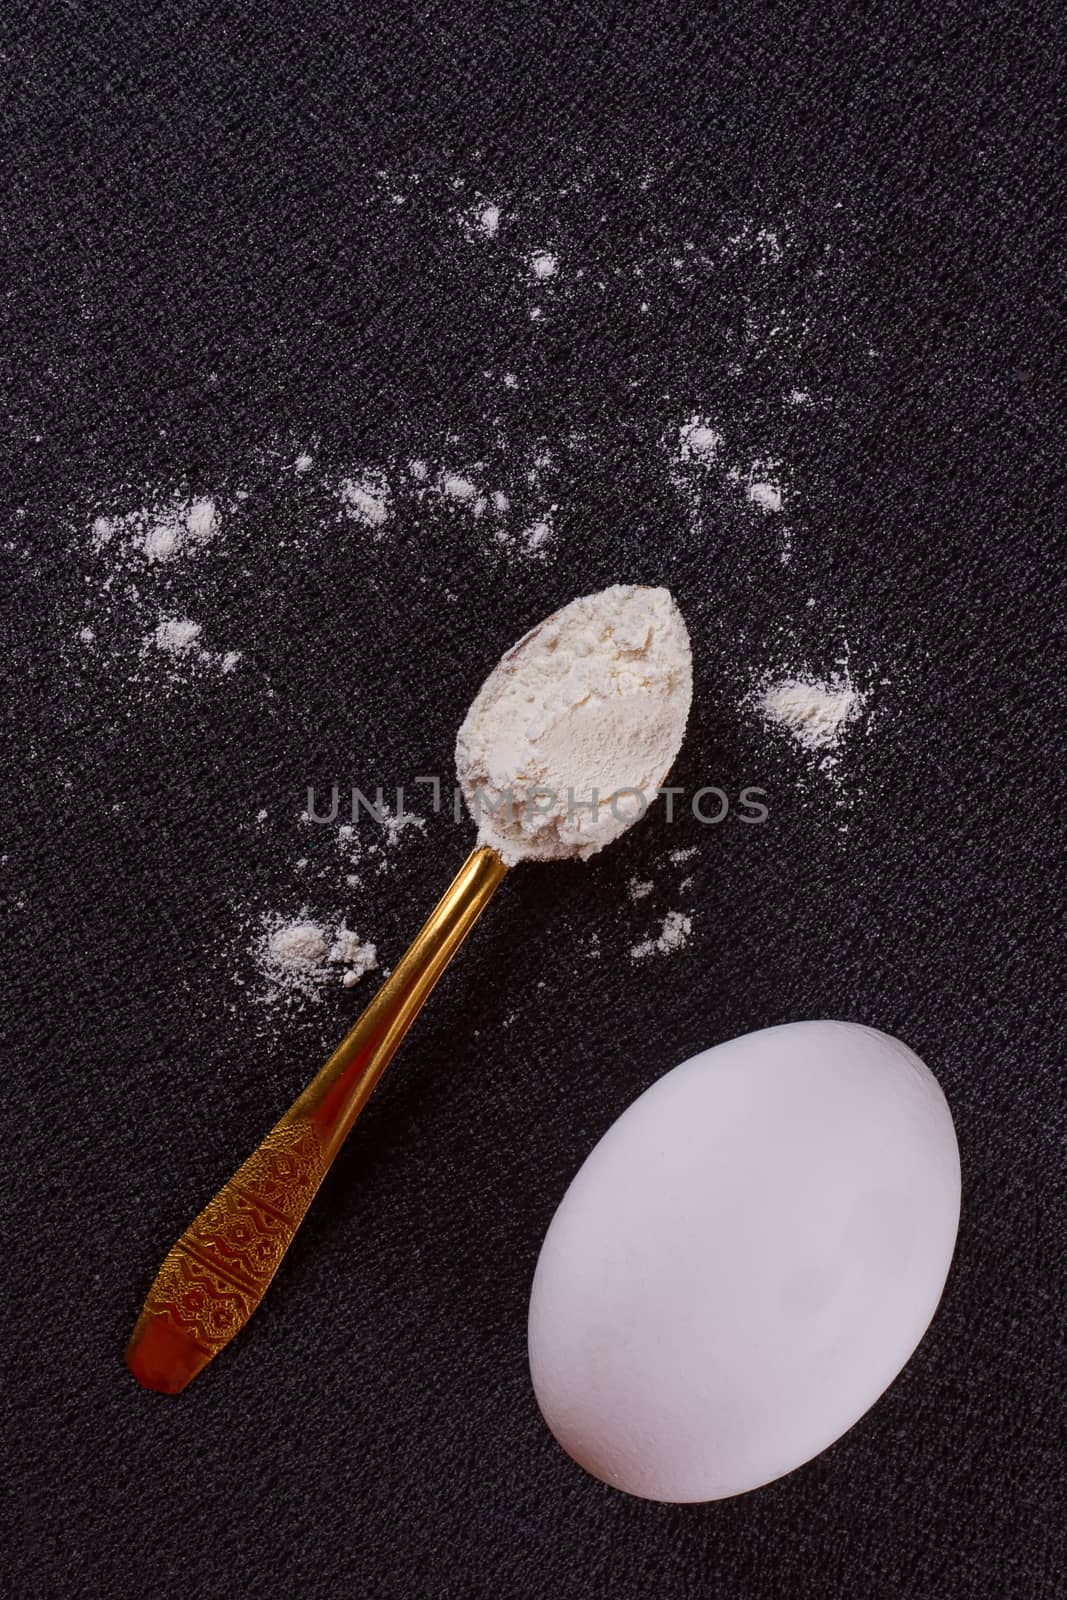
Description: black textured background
xmin=3 ymin=5 xmax=1063 ymax=1598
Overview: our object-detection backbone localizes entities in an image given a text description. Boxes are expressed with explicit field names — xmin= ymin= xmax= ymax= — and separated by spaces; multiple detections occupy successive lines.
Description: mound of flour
xmin=455 ymin=585 xmax=692 ymax=864
xmin=754 ymin=670 xmax=864 ymax=751
xmin=257 ymin=914 xmax=378 ymax=1001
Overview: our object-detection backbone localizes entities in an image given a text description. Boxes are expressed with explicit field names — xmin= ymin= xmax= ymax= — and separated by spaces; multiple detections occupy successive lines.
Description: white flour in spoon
xmin=456 ymin=584 xmax=692 ymax=864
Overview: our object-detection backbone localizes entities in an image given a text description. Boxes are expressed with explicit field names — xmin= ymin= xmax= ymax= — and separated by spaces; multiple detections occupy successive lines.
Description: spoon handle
xmin=125 ymin=844 xmax=508 ymax=1394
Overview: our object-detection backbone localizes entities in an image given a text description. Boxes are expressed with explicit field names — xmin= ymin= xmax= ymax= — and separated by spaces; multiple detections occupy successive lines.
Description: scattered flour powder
xmin=93 ymin=494 xmax=219 ymax=562
xmin=331 ymin=452 xmax=555 ymax=561
xmin=671 ymin=423 xmax=789 ymax=525
xmin=678 ymin=417 xmax=723 ymax=463
xmin=478 ymin=203 xmax=501 ymax=238
xmin=152 ymin=617 xmax=203 ymax=655
xmin=340 ymin=472 xmax=391 ymax=529
xmin=530 ymin=250 xmax=559 ymax=279
xmin=149 ymin=616 xmax=240 ymax=673
xmin=753 ymin=669 xmax=864 ymax=751
xmin=631 ymin=910 xmax=693 ymax=961
xmin=746 ymin=480 xmax=783 ymax=513
xmin=459 ymin=200 xmax=501 ymax=240
xmin=80 ymin=487 xmax=242 ymax=685
xmin=257 ymin=913 xmax=378 ymax=1002
xmin=442 ymin=472 xmax=478 ymax=502
xmin=521 ymin=517 xmax=552 ymax=556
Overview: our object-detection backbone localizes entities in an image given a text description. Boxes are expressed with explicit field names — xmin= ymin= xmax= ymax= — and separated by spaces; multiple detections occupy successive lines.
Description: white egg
xmin=528 ymin=1021 xmax=960 ymax=1502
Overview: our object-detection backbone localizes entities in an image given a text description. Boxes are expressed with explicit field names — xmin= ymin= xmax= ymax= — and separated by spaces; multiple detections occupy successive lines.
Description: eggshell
xmin=528 ymin=1021 xmax=960 ymax=1501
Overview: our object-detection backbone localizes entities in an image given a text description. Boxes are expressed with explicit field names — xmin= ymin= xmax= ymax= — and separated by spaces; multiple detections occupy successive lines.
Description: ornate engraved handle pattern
xmin=126 ymin=1121 xmax=325 ymax=1392
xmin=126 ymin=844 xmax=508 ymax=1394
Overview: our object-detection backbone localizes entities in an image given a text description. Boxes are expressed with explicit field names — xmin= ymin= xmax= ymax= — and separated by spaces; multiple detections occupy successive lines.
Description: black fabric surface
xmin=3 ymin=5 xmax=1063 ymax=1597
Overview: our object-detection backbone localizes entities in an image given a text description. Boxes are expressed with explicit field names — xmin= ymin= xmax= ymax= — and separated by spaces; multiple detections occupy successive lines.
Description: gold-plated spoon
xmin=125 ymin=844 xmax=507 ymax=1394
